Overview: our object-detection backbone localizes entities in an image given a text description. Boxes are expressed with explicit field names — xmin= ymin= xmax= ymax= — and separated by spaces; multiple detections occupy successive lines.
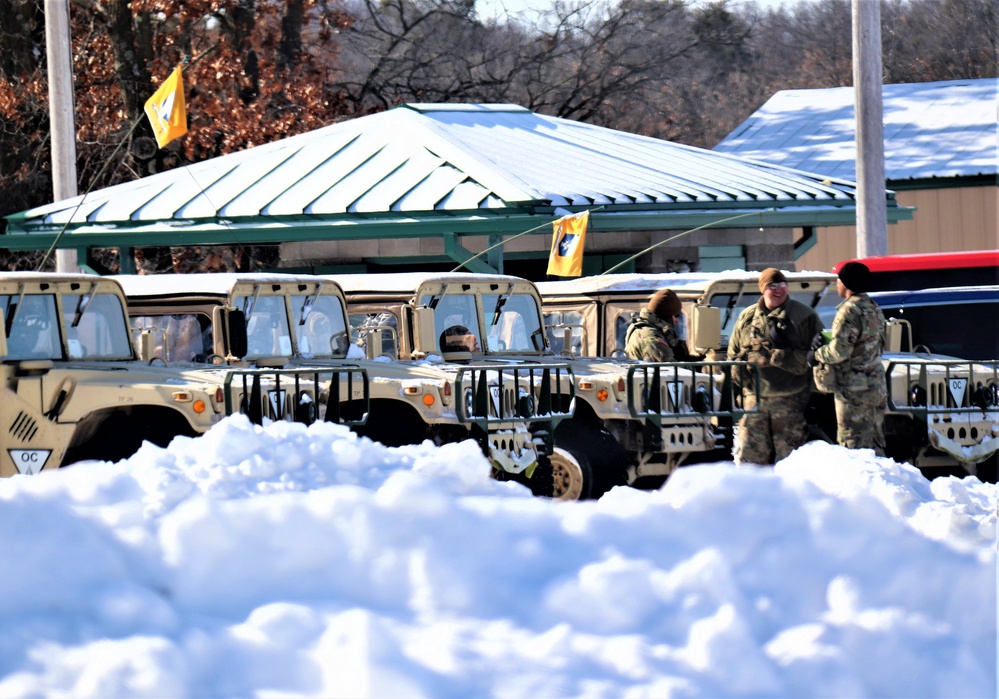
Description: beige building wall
xmin=279 ymin=225 xmax=800 ymax=273
xmin=796 ymin=185 xmax=999 ymax=273
xmin=279 ymin=186 xmax=997 ymax=274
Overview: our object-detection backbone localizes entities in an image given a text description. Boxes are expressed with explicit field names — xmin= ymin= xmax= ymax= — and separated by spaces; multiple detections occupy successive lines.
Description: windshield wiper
xmin=810 ymin=280 xmax=834 ymax=309
xmin=491 ymin=284 xmax=514 ymax=326
xmin=242 ymin=285 xmax=262 ymax=320
xmin=721 ymin=283 xmax=747 ymax=329
xmin=427 ymin=283 xmax=449 ymax=310
xmin=4 ymin=283 xmax=27 ymax=337
xmin=71 ymin=281 xmax=98 ymax=328
xmin=298 ymin=282 xmax=323 ymax=326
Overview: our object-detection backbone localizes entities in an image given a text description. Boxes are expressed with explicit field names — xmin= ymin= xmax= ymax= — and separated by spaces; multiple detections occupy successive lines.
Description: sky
xmin=0 ymin=415 xmax=994 ymax=697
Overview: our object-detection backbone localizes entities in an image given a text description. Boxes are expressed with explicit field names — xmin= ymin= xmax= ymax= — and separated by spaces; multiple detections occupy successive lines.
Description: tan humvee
xmin=538 ymin=271 xmax=840 ymax=358
xmin=117 ymin=273 xmax=564 ymax=495
xmin=1 ymin=273 xmax=239 ymax=476
xmin=538 ymin=272 xmax=999 ymax=479
xmin=337 ymin=273 xmax=755 ymax=500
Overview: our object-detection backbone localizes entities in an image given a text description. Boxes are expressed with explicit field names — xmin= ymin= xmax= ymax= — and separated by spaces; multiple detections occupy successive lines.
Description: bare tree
xmin=883 ymin=0 xmax=998 ymax=83
xmin=2 ymin=0 xmax=995 ymax=270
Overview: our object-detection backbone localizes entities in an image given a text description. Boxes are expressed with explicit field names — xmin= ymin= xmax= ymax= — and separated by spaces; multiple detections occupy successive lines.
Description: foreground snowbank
xmin=0 ymin=416 xmax=994 ymax=697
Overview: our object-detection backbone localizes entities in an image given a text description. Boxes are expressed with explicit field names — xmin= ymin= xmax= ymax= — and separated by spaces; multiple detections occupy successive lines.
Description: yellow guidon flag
xmin=144 ymin=65 xmax=188 ymax=148
xmin=547 ymin=210 xmax=589 ymax=277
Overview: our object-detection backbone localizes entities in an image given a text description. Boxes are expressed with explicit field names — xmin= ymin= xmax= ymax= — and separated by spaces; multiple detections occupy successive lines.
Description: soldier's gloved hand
xmin=769 ymin=321 xmax=791 ymax=349
xmin=806 ymin=349 xmax=818 ymax=367
xmin=809 ymin=333 xmax=824 ymax=351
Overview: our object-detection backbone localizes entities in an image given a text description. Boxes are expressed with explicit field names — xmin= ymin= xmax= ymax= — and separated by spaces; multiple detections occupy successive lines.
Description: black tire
xmin=353 ymin=400 xmax=430 ymax=447
xmin=973 ymin=453 xmax=997 ymax=483
xmin=64 ymin=408 xmax=197 ymax=466
xmin=553 ymin=419 xmax=629 ymax=499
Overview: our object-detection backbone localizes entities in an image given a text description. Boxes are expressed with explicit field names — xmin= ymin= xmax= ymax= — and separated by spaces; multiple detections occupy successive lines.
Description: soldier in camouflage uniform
xmin=624 ymin=288 xmax=701 ymax=362
xmin=810 ymin=261 xmax=887 ymax=454
xmin=727 ymin=268 xmax=823 ymax=465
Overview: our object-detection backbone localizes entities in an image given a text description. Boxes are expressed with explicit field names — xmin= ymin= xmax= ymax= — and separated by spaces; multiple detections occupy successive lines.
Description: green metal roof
xmin=4 ymin=102 xmax=911 ymax=252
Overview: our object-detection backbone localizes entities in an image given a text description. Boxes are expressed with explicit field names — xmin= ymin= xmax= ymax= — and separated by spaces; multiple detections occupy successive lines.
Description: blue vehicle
xmin=871 ymin=286 xmax=999 ymax=361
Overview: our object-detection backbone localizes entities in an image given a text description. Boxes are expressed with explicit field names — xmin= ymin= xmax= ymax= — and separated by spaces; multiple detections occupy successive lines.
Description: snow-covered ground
xmin=0 ymin=416 xmax=995 ymax=698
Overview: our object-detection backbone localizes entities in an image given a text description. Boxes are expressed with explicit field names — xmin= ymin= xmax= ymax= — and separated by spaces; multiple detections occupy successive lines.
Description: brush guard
xmin=454 ymin=363 xmax=575 ymax=457
xmin=886 ymin=359 xmax=999 ymax=464
xmin=627 ymin=360 xmax=759 ymax=453
xmin=223 ymin=366 xmax=369 ymax=427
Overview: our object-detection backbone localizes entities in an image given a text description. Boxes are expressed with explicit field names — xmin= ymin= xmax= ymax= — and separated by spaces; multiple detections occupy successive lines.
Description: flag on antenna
xmin=144 ymin=66 xmax=187 ymax=148
xmin=547 ymin=211 xmax=589 ymax=277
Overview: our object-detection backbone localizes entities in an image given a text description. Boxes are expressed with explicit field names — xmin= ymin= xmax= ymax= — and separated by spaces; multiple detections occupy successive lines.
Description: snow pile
xmin=0 ymin=416 xmax=994 ymax=697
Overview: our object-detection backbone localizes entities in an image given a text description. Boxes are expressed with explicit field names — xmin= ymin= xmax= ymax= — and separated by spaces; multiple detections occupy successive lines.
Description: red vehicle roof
xmin=833 ymin=250 xmax=999 ymax=274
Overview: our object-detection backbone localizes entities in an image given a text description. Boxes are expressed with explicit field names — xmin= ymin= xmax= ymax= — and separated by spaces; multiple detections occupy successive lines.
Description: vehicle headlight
xmin=909 ymin=383 xmax=927 ymax=407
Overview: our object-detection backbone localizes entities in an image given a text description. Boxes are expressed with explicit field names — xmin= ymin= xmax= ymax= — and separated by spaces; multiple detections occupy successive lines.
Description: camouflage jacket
xmin=728 ymin=298 xmax=823 ymax=398
xmin=814 ymin=293 xmax=886 ymax=391
xmin=624 ymin=309 xmax=697 ymax=362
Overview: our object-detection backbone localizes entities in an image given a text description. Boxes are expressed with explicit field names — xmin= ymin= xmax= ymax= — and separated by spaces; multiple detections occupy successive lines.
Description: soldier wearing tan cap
xmin=727 ymin=268 xmax=823 ymax=465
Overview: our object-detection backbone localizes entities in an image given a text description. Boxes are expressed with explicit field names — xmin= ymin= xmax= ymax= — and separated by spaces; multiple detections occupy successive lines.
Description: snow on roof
xmin=333 ymin=271 xmax=534 ymax=294
xmin=0 ymin=271 xmax=109 ymax=285
xmin=115 ymin=273 xmax=339 ymax=299
xmin=537 ymin=270 xmax=837 ymax=296
xmin=714 ymin=78 xmax=999 ymax=183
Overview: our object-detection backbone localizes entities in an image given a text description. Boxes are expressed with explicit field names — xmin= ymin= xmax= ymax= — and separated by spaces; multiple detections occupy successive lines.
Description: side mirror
xmin=364 ymin=330 xmax=383 ymax=360
xmin=885 ymin=318 xmax=909 ymax=353
xmin=411 ymin=306 xmax=436 ymax=358
xmin=215 ymin=307 xmax=248 ymax=360
xmin=137 ymin=329 xmax=156 ymax=363
xmin=440 ymin=350 xmax=472 ymax=362
xmin=689 ymin=305 xmax=721 ymax=352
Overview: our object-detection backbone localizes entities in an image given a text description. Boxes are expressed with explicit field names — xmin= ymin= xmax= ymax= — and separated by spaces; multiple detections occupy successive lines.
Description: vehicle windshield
xmin=129 ymin=313 xmax=213 ymax=363
xmin=2 ymin=293 xmax=61 ymax=360
xmin=236 ymin=294 xmax=292 ymax=358
xmin=544 ymin=310 xmax=584 ymax=354
xmin=420 ymin=290 xmax=545 ymax=354
xmin=2 ymin=291 xmax=132 ymax=361
xmin=482 ymin=292 xmax=544 ymax=353
xmin=807 ymin=291 xmax=841 ymax=329
xmin=422 ymin=291 xmax=479 ymax=354
xmin=709 ymin=292 xmax=760 ymax=349
xmin=291 ymin=293 xmax=350 ymax=358
xmin=64 ymin=292 xmax=137 ymax=359
xmin=350 ymin=312 xmax=398 ymax=358
xmin=709 ymin=288 xmax=839 ymax=349
xmin=878 ymin=300 xmax=998 ymax=360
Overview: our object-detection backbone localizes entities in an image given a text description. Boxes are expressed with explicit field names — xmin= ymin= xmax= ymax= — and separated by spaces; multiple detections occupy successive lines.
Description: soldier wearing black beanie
xmin=812 ymin=260 xmax=887 ymax=453
xmin=837 ymin=261 xmax=870 ymax=293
